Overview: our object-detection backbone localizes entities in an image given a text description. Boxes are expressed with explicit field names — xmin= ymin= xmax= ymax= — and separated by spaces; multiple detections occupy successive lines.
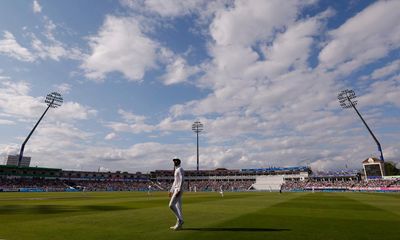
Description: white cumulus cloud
xmin=33 ymin=0 xmax=42 ymax=14
xmin=318 ymin=0 xmax=400 ymax=74
xmin=82 ymin=15 xmax=159 ymax=82
xmin=0 ymin=31 xmax=35 ymax=62
xmin=161 ymin=56 xmax=200 ymax=85
xmin=121 ymin=0 xmax=210 ymax=17
xmin=371 ymin=60 xmax=400 ymax=80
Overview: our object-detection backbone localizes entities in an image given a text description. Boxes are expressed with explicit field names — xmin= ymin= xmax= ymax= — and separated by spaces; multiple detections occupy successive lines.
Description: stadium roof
xmin=362 ymin=157 xmax=383 ymax=164
xmin=241 ymin=166 xmax=310 ymax=172
xmin=0 ymin=165 xmax=61 ymax=171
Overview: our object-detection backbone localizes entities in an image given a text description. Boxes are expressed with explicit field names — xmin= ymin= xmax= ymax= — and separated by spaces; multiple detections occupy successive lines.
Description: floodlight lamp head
xmin=338 ymin=89 xmax=357 ymax=109
xmin=45 ymin=92 xmax=63 ymax=108
xmin=192 ymin=121 xmax=204 ymax=133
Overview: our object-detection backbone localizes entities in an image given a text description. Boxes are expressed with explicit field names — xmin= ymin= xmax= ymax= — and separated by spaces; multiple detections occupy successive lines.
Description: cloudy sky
xmin=0 ymin=0 xmax=399 ymax=172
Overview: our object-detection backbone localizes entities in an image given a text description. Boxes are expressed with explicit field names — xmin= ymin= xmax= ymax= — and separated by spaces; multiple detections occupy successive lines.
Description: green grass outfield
xmin=0 ymin=191 xmax=399 ymax=240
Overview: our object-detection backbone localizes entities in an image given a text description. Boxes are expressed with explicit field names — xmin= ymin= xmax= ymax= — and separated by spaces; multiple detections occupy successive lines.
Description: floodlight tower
xmin=338 ymin=89 xmax=384 ymax=161
xmin=18 ymin=92 xmax=63 ymax=166
xmin=192 ymin=121 xmax=204 ymax=171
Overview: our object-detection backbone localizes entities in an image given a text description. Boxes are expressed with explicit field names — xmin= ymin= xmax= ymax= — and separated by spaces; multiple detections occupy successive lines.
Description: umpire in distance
xmin=169 ymin=158 xmax=184 ymax=230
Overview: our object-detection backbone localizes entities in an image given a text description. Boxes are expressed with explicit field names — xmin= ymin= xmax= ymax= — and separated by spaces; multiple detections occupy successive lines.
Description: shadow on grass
xmin=182 ymin=227 xmax=290 ymax=232
xmin=0 ymin=205 xmax=132 ymax=214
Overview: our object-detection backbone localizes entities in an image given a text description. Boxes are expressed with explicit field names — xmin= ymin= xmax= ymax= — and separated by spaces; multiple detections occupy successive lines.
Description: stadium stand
xmin=1 ymin=164 xmax=400 ymax=192
xmin=281 ymin=178 xmax=400 ymax=192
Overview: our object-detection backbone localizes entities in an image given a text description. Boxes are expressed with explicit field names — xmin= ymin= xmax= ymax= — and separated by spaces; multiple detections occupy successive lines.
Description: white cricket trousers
xmin=169 ymin=190 xmax=183 ymax=222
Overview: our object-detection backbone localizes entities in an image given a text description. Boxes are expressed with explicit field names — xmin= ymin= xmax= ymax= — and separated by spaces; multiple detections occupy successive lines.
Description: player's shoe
xmin=170 ymin=221 xmax=179 ymax=230
xmin=173 ymin=220 xmax=184 ymax=231
xmin=173 ymin=225 xmax=182 ymax=231
xmin=169 ymin=225 xmax=177 ymax=230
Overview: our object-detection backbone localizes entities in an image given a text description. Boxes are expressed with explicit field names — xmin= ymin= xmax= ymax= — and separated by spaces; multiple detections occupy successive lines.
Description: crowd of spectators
xmin=0 ymin=178 xmax=155 ymax=192
xmin=282 ymin=179 xmax=400 ymax=191
xmin=352 ymin=179 xmax=398 ymax=188
xmin=0 ymin=178 xmax=66 ymax=191
xmin=389 ymin=181 xmax=400 ymax=186
xmin=2 ymin=178 xmax=400 ymax=192
xmin=281 ymin=180 xmax=305 ymax=191
xmin=151 ymin=180 xmax=253 ymax=192
xmin=0 ymin=178 xmax=254 ymax=192
xmin=188 ymin=180 xmax=253 ymax=191
xmin=67 ymin=180 xmax=153 ymax=191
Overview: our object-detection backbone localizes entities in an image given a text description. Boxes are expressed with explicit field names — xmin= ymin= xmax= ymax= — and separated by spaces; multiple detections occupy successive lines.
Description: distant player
xmin=82 ymin=186 xmax=87 ymax=196
xmin=168 ymin=158 xmax=184 ymax=230
xmin=147 ymin=185 xmax=152 ymax=196
xmin=219 ymin=185 xmax=224 ymax=197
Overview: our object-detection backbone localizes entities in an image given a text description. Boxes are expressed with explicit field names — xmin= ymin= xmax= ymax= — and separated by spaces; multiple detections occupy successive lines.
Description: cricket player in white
xmin=169 ymin=158 xmax=184 ymax=230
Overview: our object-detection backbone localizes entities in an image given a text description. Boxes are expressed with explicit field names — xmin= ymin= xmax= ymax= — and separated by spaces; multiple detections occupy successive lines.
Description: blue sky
xmin=0 ymin=0 xmax=399 ymax=172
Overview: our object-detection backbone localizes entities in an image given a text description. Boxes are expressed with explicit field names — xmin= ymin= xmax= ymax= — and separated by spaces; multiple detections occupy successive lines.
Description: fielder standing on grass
xmin=169 ymin=158 xmax=184 ymax=230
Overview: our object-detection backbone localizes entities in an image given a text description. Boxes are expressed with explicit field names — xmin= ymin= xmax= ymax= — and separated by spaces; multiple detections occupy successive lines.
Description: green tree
xmin=384 ymin=162 xmax=400 ymax=176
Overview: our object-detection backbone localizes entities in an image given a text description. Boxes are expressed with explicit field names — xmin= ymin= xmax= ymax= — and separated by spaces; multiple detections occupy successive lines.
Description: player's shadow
xmin=183 ymin=227 xmax=290 ymax=232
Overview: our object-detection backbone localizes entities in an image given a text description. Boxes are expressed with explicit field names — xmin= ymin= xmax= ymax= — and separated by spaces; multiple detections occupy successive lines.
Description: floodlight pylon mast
xmin=18 ymin=92 xmax=63 ymax=166
xmin=338 ymin=89 xmax=384 ymax=161
xmin=192 ymin=121 xmax=203 ymax=171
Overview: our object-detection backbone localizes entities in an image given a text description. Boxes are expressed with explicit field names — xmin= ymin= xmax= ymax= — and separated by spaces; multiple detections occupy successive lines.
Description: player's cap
xmin=172 ymin=158 xmax=181 ymax=164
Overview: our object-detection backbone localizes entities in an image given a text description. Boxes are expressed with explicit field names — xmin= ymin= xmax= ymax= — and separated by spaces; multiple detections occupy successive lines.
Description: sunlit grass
xmin=0 ymin=191 xmax=399 ymax=240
